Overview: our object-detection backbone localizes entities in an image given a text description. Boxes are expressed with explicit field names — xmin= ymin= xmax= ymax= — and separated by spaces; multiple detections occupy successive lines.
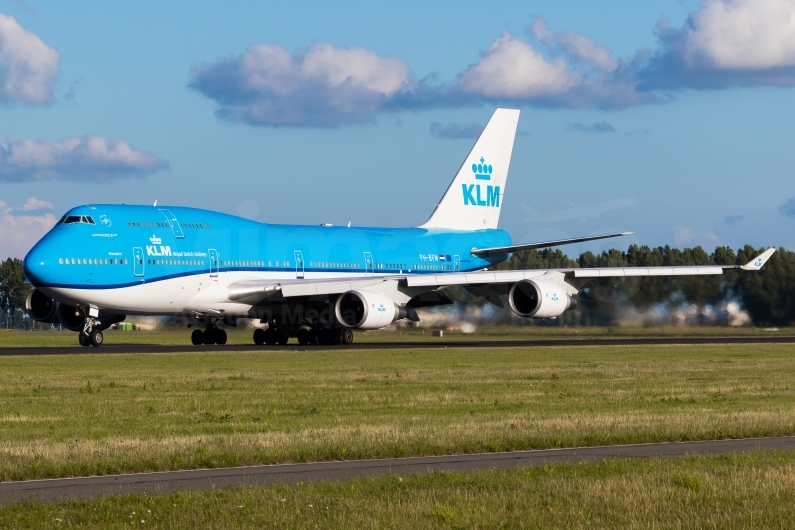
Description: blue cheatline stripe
xmin=36 ymin=265 xmax=474 ymax=290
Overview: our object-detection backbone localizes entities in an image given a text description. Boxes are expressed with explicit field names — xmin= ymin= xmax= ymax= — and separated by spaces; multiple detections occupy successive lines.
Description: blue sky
xmin=1 ymin=0 xmax=795 ymax=258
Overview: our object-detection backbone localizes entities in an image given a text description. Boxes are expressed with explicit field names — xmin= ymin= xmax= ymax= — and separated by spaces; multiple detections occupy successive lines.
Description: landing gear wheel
xmin=330 ymin=328 xmax=342 ymax=345
xmin=215 ymin=329 xmax=227 ymax=345
xmin=317 ymin=329 xmax=330 ymax=345
xmin=191 ymin=329 xmax=204 ymax=345
xmin=253 ymin=328 xmax=266 ymax=345
xmin=202 ymin=329 xmax=216 ymax=345
xmin=264 ymin=328 xmax=278 ymax=345
xmin=341 ymin=328 xmax=354 ymax=345
xmin=277 ymin=333 xmax=289 ymax=345
xmin=78 ymin=333 xmax=90 ymax=347
xmin=307 ymin=329 xmax=319 ymax=345
xmin=297 ymin=328 xmax=310 ymax=345
xmin=89 ymin=329 xmax=104 ymax=347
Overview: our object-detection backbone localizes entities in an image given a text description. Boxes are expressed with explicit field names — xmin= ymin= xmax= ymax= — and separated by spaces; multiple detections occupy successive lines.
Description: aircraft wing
xmin=470 ymin=232 xmax=633 ymax=257
xmin=408 ymin=247 xmax=776 ymax=287
xmin=224 ymin=248 xmax=776 ymax=302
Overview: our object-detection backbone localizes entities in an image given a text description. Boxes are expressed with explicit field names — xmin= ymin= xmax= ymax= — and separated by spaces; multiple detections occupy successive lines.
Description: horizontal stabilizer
xmin=470 ymin=232 xmax=633 ymax=257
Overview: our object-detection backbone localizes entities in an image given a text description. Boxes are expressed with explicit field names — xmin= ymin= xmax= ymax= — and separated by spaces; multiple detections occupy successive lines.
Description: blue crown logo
xmin=471 ymin=157 xmax=493 ymax=181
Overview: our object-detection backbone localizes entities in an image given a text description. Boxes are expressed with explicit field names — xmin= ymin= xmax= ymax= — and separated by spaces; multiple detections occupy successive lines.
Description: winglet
xmin=741 ymin=247 xmax=777 ymax=271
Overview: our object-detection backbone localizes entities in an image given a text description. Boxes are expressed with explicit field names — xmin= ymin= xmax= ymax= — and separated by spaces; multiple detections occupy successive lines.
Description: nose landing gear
xmin=78 ymin=318 xmax=104 ymax=347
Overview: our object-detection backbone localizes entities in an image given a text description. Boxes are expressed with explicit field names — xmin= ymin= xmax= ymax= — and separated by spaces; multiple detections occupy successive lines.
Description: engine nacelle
xmin=335 ymin=290 xmax=400 ymax=329
xmin=56 ymin=303 xmax=126 ymax=331
xmin=25 ymin=289 xmax=60 ymax=323
xmin=57 ymin=303 xmax=86 ymax=331
xmin=508 ymin=279 xmax=576 ymax=319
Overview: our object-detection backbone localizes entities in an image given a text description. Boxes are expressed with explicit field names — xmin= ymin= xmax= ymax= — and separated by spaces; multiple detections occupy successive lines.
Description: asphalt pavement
xmin=1 ymin=436 xmax=793 ymax=506
xmin=1 ymin=335 xmax=794 ymax=355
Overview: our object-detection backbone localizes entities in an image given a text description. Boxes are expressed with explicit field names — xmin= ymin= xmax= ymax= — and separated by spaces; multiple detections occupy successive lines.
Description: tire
xmin=297 ymin=328 xmax=309 ymax=345
xmin=253 ymin=328 xmax=266 ymax=345
xmin=307 ymin=329 xmax=319 ymax=345
xmin=318 ymin=329 xmax=330 ymax=345
xmin=277 ymin=333 xmax=289 ymax=345
xmin=264 ymin=328 xmax=278 ymax=345
xmin=191 ymin=329 xmax=204 ymax=345
xmin=89 ymin=329 xmax=104 ymax=347
xmin=78 ymin=333 xmax=90 ymax=347
xmin=330 ymin=328 xmax=342 ymax=345
xmin=341 ymin=328 xmax=354 ymax=345
xmin=216 ymin=329 xmax=227 ymax=345
xmin=202 ymin=329 xmax=216 ymax=345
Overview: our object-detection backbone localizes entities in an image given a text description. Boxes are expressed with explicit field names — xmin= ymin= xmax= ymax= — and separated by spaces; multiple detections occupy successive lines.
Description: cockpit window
xmin=61 ymin=215 xmax=95 ymax=225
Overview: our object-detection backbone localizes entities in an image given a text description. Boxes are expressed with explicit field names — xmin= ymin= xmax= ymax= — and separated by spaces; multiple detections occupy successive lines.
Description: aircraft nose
xmin=23 ymin=244 xmax=51 ymax=286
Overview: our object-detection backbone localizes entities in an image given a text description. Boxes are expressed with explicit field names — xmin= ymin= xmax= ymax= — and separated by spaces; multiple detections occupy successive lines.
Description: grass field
xmin=0 ymin=324 xmax=792 ymax=348
xmin=4 ymin=450 xmax=795 ymax=528
xmin=1 ymin=343 xmax=795 ymax=481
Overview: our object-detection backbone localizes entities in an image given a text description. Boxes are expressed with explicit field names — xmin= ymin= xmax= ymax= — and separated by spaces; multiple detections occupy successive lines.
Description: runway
xmin=1 ymin=436 xmax=793 ymax=506
xmin=0 ymin=335 xmax=794 ymax=356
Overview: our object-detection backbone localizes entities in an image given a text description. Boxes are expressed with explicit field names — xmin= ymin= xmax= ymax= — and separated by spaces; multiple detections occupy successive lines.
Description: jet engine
xmin=335 ymin=290 xmax=402 ymax=329
xmin=57 ymin=303 xmax=87 ymax=331
xmin=508 ymin=280 xmax=576 ymax=319
xmin=25 ymin=289 xmax=60 ymax=324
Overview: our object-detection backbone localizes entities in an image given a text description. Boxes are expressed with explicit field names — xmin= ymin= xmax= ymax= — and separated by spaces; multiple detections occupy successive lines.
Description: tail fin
xmin=419 ymin=108 xmax=520 ymax=231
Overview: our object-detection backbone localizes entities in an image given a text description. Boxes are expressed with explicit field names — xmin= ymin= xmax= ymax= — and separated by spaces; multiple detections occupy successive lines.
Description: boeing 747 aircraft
xmin=23 ymin=109 xmax=776 ymax=347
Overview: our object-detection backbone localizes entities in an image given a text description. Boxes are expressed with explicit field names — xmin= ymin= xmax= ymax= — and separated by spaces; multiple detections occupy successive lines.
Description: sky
xmin=2 ymin=0 xmax=795 ymax=259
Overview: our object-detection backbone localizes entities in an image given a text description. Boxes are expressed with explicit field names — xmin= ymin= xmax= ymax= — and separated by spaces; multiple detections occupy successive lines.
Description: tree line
xmin=494 ymin=244 xmax=795 ymax=326
xmin=0 ymin=258 xmax=28 ymax=329
xmin=2 ymin=245 xmax=793 ymax=329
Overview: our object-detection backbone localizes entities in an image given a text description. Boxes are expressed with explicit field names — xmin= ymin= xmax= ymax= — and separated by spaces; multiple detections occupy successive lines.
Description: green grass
xmin=4 ymin=450 xmax=795 ymax=528
xmin=1 ymin=323 xmax=792 ymax=348
xmin=1 ymin=344 xmax=795 ymax=481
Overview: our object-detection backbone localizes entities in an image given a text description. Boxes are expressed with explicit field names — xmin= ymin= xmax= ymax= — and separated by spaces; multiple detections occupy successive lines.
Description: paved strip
xmin=1 ymin=335 xmax=794 ymax=356
xmin=1 ymin=437 xmax=794 ymax=506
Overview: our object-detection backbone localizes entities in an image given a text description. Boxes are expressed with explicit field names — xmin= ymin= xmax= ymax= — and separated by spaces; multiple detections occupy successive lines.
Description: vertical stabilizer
xmin=419 ymin=108 xmax=520 ymax=231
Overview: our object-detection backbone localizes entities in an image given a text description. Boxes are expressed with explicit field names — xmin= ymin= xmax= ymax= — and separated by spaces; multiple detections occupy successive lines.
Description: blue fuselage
xmin=23 ymin=204 xmax=512 ymax=294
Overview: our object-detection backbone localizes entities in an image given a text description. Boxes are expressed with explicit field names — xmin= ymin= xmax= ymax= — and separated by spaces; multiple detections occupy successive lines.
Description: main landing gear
xmin=191 ymin=326 xmax=228 ymax=345
xmin=252 ymin=327 xmax=289 ymax=345
xmin=78 ymin=319 xmax=104 ymax=347
xmin=252 ymin=326 xmax=354 ymax=346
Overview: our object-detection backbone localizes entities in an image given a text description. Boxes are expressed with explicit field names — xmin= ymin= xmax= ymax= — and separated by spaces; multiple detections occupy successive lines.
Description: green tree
xmin=494 ymin=248 xmax=577 ymax=270
xmin=738 ymin=247 xmax=795 ymax=326
xmin=0 ymin=258 xmax=30 ymax=329
xmin=625 ymin=245 xmax=668 ymax=310
xmin=678 ymin=246 xmax=723 ymax=313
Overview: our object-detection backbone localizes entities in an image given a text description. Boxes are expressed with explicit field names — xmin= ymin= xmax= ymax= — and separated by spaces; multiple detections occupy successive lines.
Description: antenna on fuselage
xmin=154 ymin=200 xmax=157 ymax=207
xmin=347 ymin=221 xmax=351 ymax=228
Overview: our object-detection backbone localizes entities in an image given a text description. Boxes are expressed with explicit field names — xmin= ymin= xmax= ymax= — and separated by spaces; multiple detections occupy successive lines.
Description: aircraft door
xmin=208 ymin=249 xmax=218 ymax=277
xmin=294 ymin=250 xmax=305 ymax=279
xmin=364 ymin=252 xmax=374 ymax=277
xmin=158 ymin=209 xmax=185 ymax=239
xmin=454 ymin=255 xmax=460 ymax=272
xmin=133 ymin=247 xmax=145 ymax=277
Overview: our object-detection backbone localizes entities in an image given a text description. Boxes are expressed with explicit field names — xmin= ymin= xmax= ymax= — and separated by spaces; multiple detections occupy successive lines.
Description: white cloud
xmin=639 ymin=0 xmax=795 ymax=88
xmin=0 ymin=198 xmax=56 ymax=259
xmin=682 ymin=0 xmax=795 ymax=69
xmin=673 ymin=225 xmax=720 ymax=247
xmin=457 ymin=32 xmax=576 ymax=99
xmin=530 ymin=17 xmax=618 ymax=72
xmin=190 ymin=1 xmax=795 ymax=126
xmin=19 ymin=196 xmax=52 ymax=211
xmin=0 ymin=14 xmax=59 ymax=104
xmin=0 ymin=135 xmax=169 ymax=182
xmin=189 ymin=42 xmax=415 ymax=127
